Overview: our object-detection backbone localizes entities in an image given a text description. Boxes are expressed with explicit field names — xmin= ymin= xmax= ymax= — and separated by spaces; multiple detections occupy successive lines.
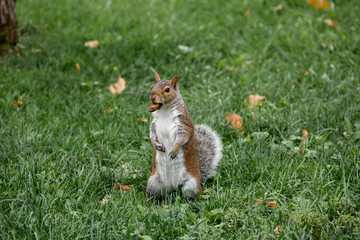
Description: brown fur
xmin=150 ymin=147 xmax=157 ymax=176
xmin=184 ymin=133 xmax=203 ymax=194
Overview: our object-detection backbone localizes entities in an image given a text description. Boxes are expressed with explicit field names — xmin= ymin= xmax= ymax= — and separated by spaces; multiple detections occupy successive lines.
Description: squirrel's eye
xmin=165 ymin=87 xmax=170 ymax=93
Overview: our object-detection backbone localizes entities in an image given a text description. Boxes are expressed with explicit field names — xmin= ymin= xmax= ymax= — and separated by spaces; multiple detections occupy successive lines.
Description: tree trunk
xmin=0 ymin=0 xmax=17 ymax=45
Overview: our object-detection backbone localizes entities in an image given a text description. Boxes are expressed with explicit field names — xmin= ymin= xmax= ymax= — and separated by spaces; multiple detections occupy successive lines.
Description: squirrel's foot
xmin=155 ymin=144 xmax=166 ymax=152
xmin=169 ymin=151 xmax=177 ymax=160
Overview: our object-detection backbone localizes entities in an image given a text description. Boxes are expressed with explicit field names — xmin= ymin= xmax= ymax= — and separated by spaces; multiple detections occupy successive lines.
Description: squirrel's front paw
xmin=169 ymin=151 xmax=177 ymax=160
xmin=155 ymin=144 xmax=166 ymax=152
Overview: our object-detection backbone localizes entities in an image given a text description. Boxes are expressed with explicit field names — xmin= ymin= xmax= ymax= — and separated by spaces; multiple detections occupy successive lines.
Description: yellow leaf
xmin=244 ymin=94 xmax=266 ymax=110
xmin=324 ymin=19 xmax=338 ymax=28
xmin=243 ymin=9 xmax=250 ymax=19
xmin=13 ymin=97 xmax=24 ymax=107
xmin=267 ymin=200 xmax=277 ymax=208
xmin=75 ymin=63 xmax=81 ymax=71
xmin=302 ymin=129 xmax=309 ymax=139
xmin=309 ymin=0 xmax=330 ymax=10
xmin=136 ymin=118 xmax=148 ymax=123
xmin=84 ymin=40 xmax=99 ymax=48
xmin=109 ymin=75 xmax=126 ymax=94
xmin=226 ymin=113 xmax=243 ymax=130
xmin=271 ymin=4 xmax=284 ymax=12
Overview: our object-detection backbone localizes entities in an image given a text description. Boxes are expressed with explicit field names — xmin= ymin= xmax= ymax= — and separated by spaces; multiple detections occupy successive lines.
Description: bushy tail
xmin=195 ymin=124 xmax=223 ymax=181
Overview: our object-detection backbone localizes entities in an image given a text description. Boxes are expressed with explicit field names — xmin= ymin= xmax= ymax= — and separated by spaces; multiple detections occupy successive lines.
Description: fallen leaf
xmin=136 ymin=118 xmax=148 ymax=123
xmin=255 ymin=199 xmax=278 ymax=208
xmin=225 ymin=66 xmax=236 ymax=72
xmin=302 ymin=129 xmax=309 ymax=139
xmin=75 ymin=63 xmax=81 ymax=71
xmin=99 ymin=194 xmax=109 ymax=205
xmin=299 ymin=129 xmax=308 ymax=155
xmin=266 ymin=200 xmax=277 ymax=208
xmin=109 ymin=75 xmax=126 ymax=94
xmin=226 ymin=114 xmax=243 ymax=129
xmin=302 ymin=71 xmax=308 ymax=77
xmin=114 ymin=182 xmax=132 ymax=192
xmin=271 ymin=4 xmax=284 ymax=12
xmin=298 ymin=78 xmax=303 ymax=83
xmin=243 ymin=9 xmax=250 ymax=19
xmin=309 ymin=0 xmax=330 ymax=10
xmin=273 ymin=225 xmax=284 ymax=237
xmin=84 ymin=40 xmax=99 ymax=48
xmin=13 ymin=97 xmax=24 ymax=107
xmin=324 ymin=19 xmax=338 ymax=28
xmin=244 ymin=94 xmax=266 ymax=110
xmin=121 ymin=185 xmax=132 ymax=191
xmin=163 ymin=205 xmax=169 ymax=209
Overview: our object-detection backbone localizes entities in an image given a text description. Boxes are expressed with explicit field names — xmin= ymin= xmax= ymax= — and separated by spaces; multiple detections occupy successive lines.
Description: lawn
xmin=1 ymin=0 xmax=359 ymax=239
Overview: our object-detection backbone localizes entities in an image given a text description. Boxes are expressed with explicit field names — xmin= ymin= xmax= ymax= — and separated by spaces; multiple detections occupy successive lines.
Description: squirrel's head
xmin=149 ymin=73 xmax=179 ymax=112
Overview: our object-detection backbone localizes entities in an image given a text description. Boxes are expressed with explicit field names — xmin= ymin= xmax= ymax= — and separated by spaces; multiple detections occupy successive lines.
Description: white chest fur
xmin=152 ymin=107 xmax=188 ymax=190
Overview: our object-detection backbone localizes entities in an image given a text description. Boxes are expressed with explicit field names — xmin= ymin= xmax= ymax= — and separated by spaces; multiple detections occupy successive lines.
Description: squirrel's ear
xmin=155 ymin=73 xmax=161 ymax=82
xmin=171 ymin=75 xmax=178 ymax=90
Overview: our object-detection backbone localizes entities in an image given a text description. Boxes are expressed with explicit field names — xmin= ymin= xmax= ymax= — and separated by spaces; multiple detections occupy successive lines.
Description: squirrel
xmin=146 ymin=73 xmax=223 ymax=200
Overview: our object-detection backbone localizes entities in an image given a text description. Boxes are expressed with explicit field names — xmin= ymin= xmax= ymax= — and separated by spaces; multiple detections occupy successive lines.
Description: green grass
xmin=1 ymin=0 xmax=360 ymax=239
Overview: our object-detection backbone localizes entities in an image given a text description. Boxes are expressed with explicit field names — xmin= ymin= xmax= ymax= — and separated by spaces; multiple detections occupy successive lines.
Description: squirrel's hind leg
xmin=182 ymin=177 xmax=201 ymax=199
xmin=146 ymin=174 xmax=165 ymax=200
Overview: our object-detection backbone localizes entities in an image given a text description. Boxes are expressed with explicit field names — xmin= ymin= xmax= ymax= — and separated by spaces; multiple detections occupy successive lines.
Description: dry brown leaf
xmin=274 ymin=225 xmax=283 ymax=237
xmin=243 ymin=9 xmax=250 ymax=19
xmin=13 ymin=97 xmax=24 ymax=107
xmin=324 ymin=19 xmax=338 ymax=28
xmin=99 ymin=194 xmax=109 ymax=205
xmin=302 ymin=71 xmax=308 ymax=77
xmin=271 ymin=4 xmax=284 ymax=12
xmin=84 ymin=40 xmax=99 ymax=48
xmin=302 ymin=129 xmax=309 ymax=139
xmin=244 ymin=94 xmax=266 ymax=110
xmin=309 ymin=0 xmax=330 ymax=10
xmin=299 ymin=130 xmax=308 ymax=154
xmin=114 ymin=182 xmax=132 ymax=192
xmin=136 ymin=118 xmax=148 ymax=123
xmin=75 ymin=63 xmax=81 ymax=71
xmin=255 ymin=199 xmax=278 ymax=208
xmin=109 ymin=75 xmax=126 ymax=94
xmin=267 ymin=200 xmax=277 ymax=208
xmin=226 ymin=114 xmax=243 ymax=129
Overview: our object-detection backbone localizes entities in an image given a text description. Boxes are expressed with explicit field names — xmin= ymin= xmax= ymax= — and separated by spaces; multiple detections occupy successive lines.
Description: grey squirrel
xmin=146 ymin=73 xmax=223 ymax=199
